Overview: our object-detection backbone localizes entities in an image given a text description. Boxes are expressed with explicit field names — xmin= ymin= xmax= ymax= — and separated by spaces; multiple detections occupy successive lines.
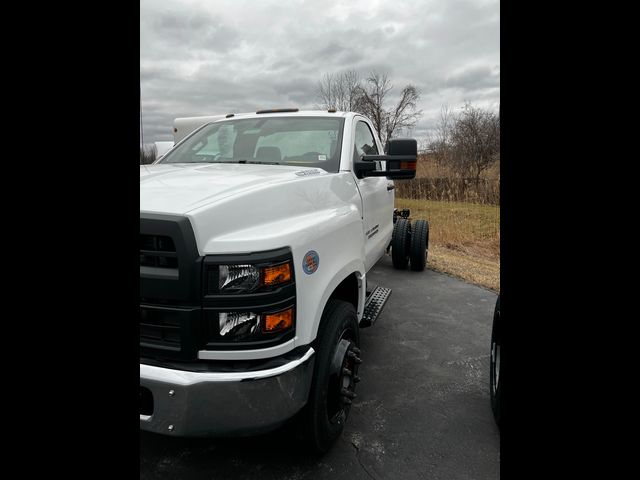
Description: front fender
xmin=187 ymin=172 xmax=366 ymax=353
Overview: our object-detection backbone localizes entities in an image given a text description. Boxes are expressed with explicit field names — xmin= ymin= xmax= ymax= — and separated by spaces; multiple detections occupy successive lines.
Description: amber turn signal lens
xmin=400 ymin=161 xmax=416 ymax=170
xmin=263 ymin=307 xmax=294 ymax=334
xmin=261 ymin=262 xmax=292 ymax=287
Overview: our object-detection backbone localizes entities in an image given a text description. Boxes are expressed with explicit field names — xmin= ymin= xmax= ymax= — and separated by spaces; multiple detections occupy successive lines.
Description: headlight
xmin=201 ymin=248 xmax=296 ymax=348
xmin=217 ymin=306 xmax=294 ymax=342
xmin=219 ymin=265 xmax=260 ymax=293
xmin=208 ymin=260 xmax=293 ymax=295
xmin=219 ymin=311 xmax=260 ymax=338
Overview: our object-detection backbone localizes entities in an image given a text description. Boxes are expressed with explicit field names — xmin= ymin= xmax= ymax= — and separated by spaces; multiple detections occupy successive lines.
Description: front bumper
xmin=139 ymin=347 xmax=315 ymax=437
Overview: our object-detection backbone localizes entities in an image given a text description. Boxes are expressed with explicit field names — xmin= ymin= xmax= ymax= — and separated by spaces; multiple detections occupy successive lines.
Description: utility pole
xmin=140 ymin=85 xmax=145 ymax=146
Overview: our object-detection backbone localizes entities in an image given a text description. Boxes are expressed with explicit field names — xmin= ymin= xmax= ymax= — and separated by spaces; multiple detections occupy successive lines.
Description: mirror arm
xmin=362 ymin=154 xmax=416 ymax=162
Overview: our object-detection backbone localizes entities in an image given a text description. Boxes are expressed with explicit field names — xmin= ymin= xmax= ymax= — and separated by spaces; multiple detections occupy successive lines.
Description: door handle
xmin=387 ymin=184 xmax=395 ymax=191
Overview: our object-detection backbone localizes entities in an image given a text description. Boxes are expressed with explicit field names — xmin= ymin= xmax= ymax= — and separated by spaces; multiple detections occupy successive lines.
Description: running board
xmin=360 ymin=286 xmax=392 ymax=328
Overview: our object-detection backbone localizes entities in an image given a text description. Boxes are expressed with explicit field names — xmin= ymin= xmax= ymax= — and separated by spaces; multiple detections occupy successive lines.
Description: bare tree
xmin=428 ymin=105 xmax=455 ymax=168
xmin=427 ymin=102 xmax=500 ymax=184
xmin=449 ymin=103 xmax=500 ymax=185
xmin=315 ymin=70 xmax=362 ymax=112
xmin=316 ymin=70 xmax=422 ymax=146
xmin=353 ymin=71 xmax=422 ymax=146
xmin=353 ymin=71 xmax=392 ymax=143
xmin=383 ymin=85 xmax=421 ymax=145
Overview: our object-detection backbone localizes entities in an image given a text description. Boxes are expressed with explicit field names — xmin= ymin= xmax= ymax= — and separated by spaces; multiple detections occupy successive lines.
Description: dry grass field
xmin=415 ymin=153 xmax=500 ymax=180
xmin=395 ymin=198 xmax=500 ymax=292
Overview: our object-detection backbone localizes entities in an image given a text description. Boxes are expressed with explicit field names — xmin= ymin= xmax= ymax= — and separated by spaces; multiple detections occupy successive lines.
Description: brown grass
xmin=416 ymin=153 xmax=500 ymax=180
xmin=398 ymin=154 xmax=500 ymax=205
xmin=395 ymin=198 xmax=500 ymax=292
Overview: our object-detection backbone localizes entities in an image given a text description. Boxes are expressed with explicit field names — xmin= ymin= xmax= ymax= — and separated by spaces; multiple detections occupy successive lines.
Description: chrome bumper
xmin=139 ymin=347 xmax=315 ymax=437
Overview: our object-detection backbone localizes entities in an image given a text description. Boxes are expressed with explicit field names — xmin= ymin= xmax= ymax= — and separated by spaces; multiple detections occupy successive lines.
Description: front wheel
xmin=302 ymin=300 xmax=361 ymax=453
xmin=490 ymin=295 xmax=501 ymax=429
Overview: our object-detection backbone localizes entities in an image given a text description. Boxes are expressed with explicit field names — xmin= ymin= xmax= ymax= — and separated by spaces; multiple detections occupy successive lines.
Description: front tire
xmin=302 ymin=300 xmax=361 ymax=453
xmin=490 ymin=296 xmax=501 ymax=429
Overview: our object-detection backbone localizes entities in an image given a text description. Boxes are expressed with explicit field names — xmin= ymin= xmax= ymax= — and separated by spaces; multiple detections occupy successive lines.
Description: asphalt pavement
xmin=140 ymin=254 xmax=500 ymax=480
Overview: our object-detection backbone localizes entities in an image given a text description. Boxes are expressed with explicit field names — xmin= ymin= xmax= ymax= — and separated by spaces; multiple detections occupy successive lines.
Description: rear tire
xmin=302 ymin=300 xmax=361 ymax=453
xmin=490 ymin=296 xmax=501 ymax=429
xmin=409 ymin=220 xmax=429 ymax=271
xmin=392 ymin=218 xmax=411 ymax=269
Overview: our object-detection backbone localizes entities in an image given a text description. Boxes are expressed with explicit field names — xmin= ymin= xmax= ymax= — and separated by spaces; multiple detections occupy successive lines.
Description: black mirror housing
xmin=355 ymin=138 xmax=418 ymax=180
xmin=386 ymin=138 xmax=417 ymax=157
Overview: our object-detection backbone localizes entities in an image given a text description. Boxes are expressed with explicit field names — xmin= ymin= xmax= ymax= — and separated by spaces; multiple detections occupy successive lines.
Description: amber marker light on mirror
xmin=400 ymin=161 xmax=416 ymax=170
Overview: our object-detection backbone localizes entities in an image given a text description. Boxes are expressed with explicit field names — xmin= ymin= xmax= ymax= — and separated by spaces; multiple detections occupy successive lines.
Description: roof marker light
xmin=256 ymin=108 xmax=299 ymax=114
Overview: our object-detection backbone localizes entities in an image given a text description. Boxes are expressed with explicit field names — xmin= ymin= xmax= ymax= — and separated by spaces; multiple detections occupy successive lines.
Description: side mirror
xmin=353 ymin=138 xmax=417 ymax=180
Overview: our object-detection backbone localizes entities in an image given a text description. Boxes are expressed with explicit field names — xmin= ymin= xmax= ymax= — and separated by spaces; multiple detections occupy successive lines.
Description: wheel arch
xmin=309 ymin=265 xmax=366 ymax=344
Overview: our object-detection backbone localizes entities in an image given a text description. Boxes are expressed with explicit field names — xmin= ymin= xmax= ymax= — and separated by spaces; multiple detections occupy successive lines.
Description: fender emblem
xmin=303 ymin=250 xmax=319 ymax=275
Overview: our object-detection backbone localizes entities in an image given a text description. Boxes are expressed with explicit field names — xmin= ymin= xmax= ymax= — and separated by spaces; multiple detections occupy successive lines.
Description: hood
xmin=140 ymin=163 xmax=327 ymax=215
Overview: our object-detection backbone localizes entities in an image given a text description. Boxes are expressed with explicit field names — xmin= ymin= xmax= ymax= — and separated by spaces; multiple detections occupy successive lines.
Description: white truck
xmin=140 ymin=108 xmax=429 ymax=452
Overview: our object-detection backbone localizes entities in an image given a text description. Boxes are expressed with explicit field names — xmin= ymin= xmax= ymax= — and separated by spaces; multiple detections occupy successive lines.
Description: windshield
xmin=159 ymin=116 xmax=346 ymax=173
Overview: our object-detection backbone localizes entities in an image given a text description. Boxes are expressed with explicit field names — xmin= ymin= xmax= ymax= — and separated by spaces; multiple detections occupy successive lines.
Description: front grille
xmin=140 ymin=234 xmax=178 ymax=268
xmin=141 ymin=214 xmax=203 ymax=360
xmin=140 ymin=307 xmax=181 ymax=349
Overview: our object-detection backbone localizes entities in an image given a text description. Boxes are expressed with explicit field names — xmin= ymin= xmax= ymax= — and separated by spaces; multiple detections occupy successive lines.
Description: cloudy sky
xmin=140 ymin=0 xmax=499 ymax=144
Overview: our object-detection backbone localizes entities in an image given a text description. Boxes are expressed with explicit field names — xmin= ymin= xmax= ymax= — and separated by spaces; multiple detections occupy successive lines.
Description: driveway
xmin=140 ymin=255 xmax=500 ymax=479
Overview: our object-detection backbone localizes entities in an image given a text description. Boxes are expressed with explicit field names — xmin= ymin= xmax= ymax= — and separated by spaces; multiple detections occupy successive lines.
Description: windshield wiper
xmin=235 ymin=160 xmax=280 ymax=165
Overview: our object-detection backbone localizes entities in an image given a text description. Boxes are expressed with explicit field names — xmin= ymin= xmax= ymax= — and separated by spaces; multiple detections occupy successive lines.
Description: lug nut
xmin=168 ymin=425 xmax=174 ymax=432
xmin=341 ymin=388 xmax=357 ymax=399
xmin=168 ymin=390 xmax=175 ymax=397
xmin=348 ymin=351 xmax=362 ymax=364
xmin=342 ymin=367 xmax=353 ymax=376
xmin=354 ymin=375 xmax=361 ymax=383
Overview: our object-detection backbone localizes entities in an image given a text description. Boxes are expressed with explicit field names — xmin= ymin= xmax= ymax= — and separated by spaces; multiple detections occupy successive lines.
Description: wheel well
xmin=328 ymin=273 xmax=359 ymax=312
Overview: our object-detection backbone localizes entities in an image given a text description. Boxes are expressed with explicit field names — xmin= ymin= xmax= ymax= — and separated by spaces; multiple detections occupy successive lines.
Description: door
xmin=352 ymin=119 xmax=395 ymax=272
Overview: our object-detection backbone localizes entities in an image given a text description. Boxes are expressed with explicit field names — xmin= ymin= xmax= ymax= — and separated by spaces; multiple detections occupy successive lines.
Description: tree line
xmin=315 ymin=70 xmax=499 ymax=184
xmin=141 ymin=71 xmax=500 ymax=183
xmin=140 ymin=144 xmax=157 ymax=165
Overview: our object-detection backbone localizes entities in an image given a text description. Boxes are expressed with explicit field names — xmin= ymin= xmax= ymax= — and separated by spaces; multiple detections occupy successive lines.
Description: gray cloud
xmin=446 ymin=65 xmax=500 ymax=90
xmin=141 ymin=0 xmax=499 ymax=142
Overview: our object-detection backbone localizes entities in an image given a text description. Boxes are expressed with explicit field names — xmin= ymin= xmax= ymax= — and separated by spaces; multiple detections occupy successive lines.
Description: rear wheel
xmin=409 ymin=220 xmax=429 ymax=271
xmin=302 ymin=300 xmax=361 ymax=453
xmin=392 ymin=218 xmax=411 ymax=269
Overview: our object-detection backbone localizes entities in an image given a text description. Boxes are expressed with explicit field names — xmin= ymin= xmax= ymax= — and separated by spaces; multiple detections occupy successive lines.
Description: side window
xmin=353 ymin=121 xmax=382 ymax=171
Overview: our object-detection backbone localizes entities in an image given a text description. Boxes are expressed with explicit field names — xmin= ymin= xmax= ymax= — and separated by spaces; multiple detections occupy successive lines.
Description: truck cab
xmin=140 ymin=109 xmax=423 ymax=452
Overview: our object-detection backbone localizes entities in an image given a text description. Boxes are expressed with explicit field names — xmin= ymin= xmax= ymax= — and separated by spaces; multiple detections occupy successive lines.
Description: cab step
xmin=360 ymin=286 xmax=392 ymax=328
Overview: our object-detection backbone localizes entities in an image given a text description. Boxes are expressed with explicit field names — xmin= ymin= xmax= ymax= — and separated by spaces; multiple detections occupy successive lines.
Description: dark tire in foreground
xmin=490 ymin=295 xmax=501 ymax=429
xmin=302 ymin=300 xmax=361 ymax=453
xmin=410 ymin=220 xmax=429 ymax=271
xmin=392 ymin=218 xmax=411 ymax=269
